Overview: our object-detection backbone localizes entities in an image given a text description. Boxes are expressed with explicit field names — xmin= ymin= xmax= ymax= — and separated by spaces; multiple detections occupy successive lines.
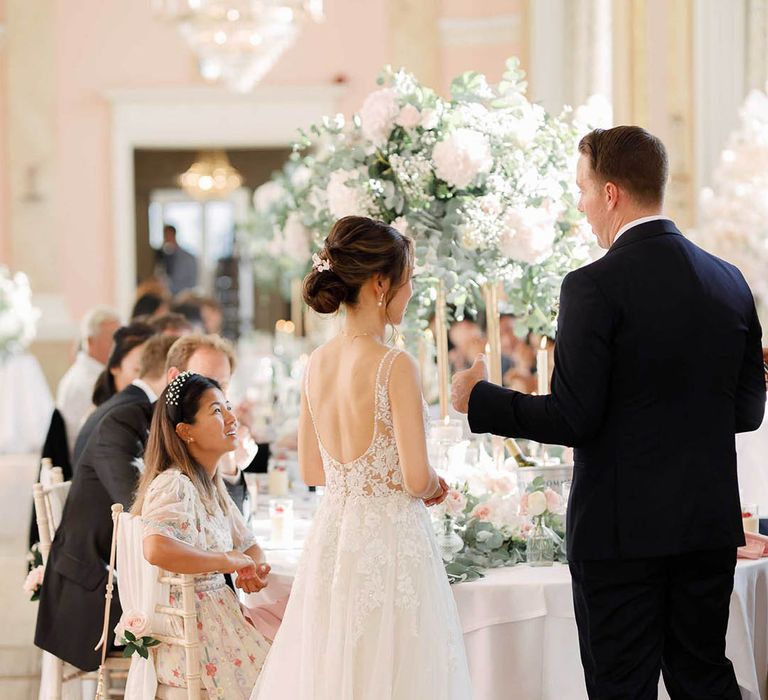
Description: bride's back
xmin=306 ymin=336 xmax=392 ymax=464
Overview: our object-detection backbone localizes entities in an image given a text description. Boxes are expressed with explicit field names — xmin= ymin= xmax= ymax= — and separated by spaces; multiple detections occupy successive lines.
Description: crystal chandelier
xmin=154 ymin=1 xmax=324 ymax=93
xmin=179 ymin=150 xmax=244 ymax=200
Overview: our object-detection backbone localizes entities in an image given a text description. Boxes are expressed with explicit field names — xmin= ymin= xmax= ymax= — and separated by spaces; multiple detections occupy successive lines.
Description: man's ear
xmin=604 ymin=181 xmax=619 ymax=210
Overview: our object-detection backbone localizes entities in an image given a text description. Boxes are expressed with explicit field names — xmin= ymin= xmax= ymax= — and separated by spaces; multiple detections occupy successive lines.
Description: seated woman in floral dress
xmin=131 ymin=371 xmax=272 ymax=698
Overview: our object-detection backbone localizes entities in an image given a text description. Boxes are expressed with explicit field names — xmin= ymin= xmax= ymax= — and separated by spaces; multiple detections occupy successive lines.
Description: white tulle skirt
xmin=251 ymin=491 xmax=472 ymax=700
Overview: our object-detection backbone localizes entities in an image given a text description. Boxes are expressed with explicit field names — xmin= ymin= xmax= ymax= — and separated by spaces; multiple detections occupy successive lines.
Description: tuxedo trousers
xmin=569 ymin=548 xmax=740 ymax=700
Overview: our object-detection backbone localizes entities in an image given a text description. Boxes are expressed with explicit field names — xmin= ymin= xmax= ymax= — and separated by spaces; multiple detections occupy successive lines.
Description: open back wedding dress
xmin=251 ymin=345 xmax=471 ymax=699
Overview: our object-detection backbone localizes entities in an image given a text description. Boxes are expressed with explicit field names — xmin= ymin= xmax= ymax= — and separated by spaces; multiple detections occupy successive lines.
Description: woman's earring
xmin=378 ymin=294 xmax=384 ymax=307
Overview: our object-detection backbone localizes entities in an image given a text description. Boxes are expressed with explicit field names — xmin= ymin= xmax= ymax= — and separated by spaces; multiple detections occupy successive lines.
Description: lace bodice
xmin=305 ymin=346 xmax=406 ymax=499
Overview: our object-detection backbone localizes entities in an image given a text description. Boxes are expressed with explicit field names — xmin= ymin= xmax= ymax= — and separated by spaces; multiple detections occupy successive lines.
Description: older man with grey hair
xmin=56 ymin=306 xmax=121 ymax=458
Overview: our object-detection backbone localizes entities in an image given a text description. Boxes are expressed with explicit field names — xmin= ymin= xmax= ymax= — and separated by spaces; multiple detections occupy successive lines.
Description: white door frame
xmin=104 ymin=85 xmax=344 ymax=316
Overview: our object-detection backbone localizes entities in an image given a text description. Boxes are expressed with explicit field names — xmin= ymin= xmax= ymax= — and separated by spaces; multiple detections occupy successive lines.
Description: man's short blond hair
xmin=139 ymin=334 xmax=178 ymax=380
xmin=165 ymin=334 xmax=236 ymax=373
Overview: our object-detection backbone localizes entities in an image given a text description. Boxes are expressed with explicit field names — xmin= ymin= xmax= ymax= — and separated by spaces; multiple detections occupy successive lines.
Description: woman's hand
xmin=423 ymin=476 xmax=449 ymax=507
xmin=235 ymin=562 xmax=271 ymax=594
xmin=221 ymin=550 xmax=256 ymax=574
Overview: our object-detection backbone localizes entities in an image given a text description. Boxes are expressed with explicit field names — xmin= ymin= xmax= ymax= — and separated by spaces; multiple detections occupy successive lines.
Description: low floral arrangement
xmin=24 ymin=543 xmax=44 ymax=602
xmin=115 ymin=610 xmax=160 ymax=660
xmin=435 ymin=471 xmax=566 ymax=584
xmin=245 ymin=58 xmax=596 ymax=336
xmin=0 ymin=267 xmax=39 ymax=361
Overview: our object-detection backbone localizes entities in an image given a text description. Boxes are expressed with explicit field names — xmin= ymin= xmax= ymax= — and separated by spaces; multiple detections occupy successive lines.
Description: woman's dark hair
xmin=131 ymin=293 xmax=165 ymax=320
xmin=302 ymin=216 xmax=414 ymax=316
xmin=91 ymin=321 xmax=155 ymax=406
xmin=132 ymin=373 xmax=230 ymax=516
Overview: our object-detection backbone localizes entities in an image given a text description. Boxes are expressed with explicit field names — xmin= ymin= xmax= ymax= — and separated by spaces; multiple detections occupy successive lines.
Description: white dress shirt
xmin=56 ymin=351 xmax=104 ymax=458
xmin=131 ymin=377 xmax=158 ymax=404
xmin=613 ymin=215 xmax=670 ymax=244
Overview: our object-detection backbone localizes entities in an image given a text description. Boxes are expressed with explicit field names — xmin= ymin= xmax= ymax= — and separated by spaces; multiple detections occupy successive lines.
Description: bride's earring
xmin=378 ymin=293 xmax=384 ymax=307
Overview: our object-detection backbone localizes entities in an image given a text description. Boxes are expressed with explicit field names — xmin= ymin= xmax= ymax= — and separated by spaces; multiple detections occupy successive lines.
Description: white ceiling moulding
xmin=104 ymin=84 xmax=344 ymax=316
xmin=438 ymin=15 xmax=520 ymax=47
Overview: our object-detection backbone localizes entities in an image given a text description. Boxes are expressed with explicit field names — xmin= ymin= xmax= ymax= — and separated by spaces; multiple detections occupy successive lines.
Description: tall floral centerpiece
xmin=692 ymin=85 xmax=768 ymax=326
xmin=245 ymin=59 xmax=593 ymax=413
xmin=0 ymin=267 xmax=39 ymax=362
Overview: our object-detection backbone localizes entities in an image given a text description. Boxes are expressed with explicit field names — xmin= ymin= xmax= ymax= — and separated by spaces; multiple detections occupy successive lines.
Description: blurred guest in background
xmin=91 ymin=322 xmax=155 ymax=407
xmin=500 ymin=314 xmax=537 ymax=393
xmin=131 ymin=292 xmax=169 ymax=321
xmin=155 ymin=223 xmax=198 ymax=296
xmin=149 ymin=311 xmax=194 ymax=336
xmin=448 ymin=318 xmax=486 ymax=372
xmin=56 ymin=306 xmax=121 ymax=458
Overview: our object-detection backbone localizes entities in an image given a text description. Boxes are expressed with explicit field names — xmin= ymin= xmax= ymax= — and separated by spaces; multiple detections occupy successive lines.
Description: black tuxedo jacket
xmin=469 ymin=220 xmax=765 ymax=561
xmin=35 ymin=384 xmax=152 ymax=670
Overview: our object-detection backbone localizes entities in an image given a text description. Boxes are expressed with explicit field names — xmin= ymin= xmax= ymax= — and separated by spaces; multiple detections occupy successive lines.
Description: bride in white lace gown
xmin=251 ymin=216 xmax=472 ymax=699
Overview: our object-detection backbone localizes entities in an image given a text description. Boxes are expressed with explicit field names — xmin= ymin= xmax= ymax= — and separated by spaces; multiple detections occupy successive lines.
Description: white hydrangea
xmin=0 ymin=269 xmax=39 ymax=356
xmin=432 ymin=128 xmax=493 ymax=189
xmin=253 ymin=180 xmax=285 ymax=213
xmin=360 ymin=88 xmax=400 ymax=147
xmin=326 ymin=170 xmax=376 ymax=220
xmin=289 ymin=164 xmax=311 ymax=191
xmin=499 ymin=207 xmax=558 ymax=265
xmin=282 ymin=212 xmax=312 ymax=265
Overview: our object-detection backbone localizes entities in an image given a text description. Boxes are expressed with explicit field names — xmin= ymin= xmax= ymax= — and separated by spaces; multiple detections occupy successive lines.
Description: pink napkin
xmin=243 ymin=595 xmax=290 ymax=641
xmin=737 ymin=531 xmax=768 ymax=559
xmin=240 ymin=574 xmax=293 ymax=642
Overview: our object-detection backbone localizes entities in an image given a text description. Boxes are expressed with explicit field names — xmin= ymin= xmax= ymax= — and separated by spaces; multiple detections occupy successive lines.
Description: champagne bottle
xmin=504 ymin=438 xmax=536 ymax=467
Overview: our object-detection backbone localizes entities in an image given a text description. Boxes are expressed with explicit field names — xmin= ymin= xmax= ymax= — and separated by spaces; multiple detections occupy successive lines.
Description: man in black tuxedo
xmin=452 ymin=126 xmax=766 ymax=699
xmin=35 ymin=334 xmax=175 ymax=670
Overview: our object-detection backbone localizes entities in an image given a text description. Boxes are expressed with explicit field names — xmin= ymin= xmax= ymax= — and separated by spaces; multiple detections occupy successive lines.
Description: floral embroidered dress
xmin=251 ymin=347 xmax=472 ymax=699
xmin=142 ymin=468 xmax=271 ymax=699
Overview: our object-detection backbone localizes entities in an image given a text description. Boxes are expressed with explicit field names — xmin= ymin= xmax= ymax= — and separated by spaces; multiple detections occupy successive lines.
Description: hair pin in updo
xmin=166 ymin=370 xmax=197 ymax=406
xmin=312 ymin=252 xmax=332 ymax=272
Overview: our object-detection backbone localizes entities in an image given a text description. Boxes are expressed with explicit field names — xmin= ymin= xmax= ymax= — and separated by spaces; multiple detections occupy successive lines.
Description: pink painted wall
xmin=20 ymin=1 xmax=523 ymax=321
xmin=51 ymin=0 xmax=392 ymax=320
xmin=0 ymin=0 xmax=8 ymax=267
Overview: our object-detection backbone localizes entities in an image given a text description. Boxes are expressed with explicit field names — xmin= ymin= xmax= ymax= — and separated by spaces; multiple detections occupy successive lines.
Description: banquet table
xmin=247 ymin=517 xmax=768 ymax=700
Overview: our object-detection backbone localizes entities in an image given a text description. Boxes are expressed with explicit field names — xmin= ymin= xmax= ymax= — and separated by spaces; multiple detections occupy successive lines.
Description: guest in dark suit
xmin=165 ymin=334 xmax=270 ymax=513
xmin=35 ymin=334 xmax=175 ymax=671
xmin=452 ymin=126 xmax=766 ymax=699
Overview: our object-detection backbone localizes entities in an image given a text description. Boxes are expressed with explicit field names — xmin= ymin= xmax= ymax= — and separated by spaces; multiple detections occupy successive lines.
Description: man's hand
xmin=451 ymin=354 xmax=488 ymax=414
xmin=423 ymin=476 xmax=449 ymax=507
xmin=235 ymin=562 xmax=271 ymax=594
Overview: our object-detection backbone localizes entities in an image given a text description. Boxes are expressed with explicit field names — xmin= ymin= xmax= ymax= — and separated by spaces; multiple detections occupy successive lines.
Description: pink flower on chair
xmin=205 ymin=663 xmax=217 ymax=677
xmin=23 ymin=565 xmax=44 ymax=596
xmin=119 ymin=610 xmax=148 ymax=638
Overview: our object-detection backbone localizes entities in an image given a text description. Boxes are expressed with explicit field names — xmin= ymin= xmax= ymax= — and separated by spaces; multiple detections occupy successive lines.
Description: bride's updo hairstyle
xmin=303 ymin=216 xmax=414 ymax=318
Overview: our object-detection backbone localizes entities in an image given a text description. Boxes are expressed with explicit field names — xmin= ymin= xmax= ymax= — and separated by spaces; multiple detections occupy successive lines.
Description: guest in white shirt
xmin=56 ymin=306 xmax=121 ymax=459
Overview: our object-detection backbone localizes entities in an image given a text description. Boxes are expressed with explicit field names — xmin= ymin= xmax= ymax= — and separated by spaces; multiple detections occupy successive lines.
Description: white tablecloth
xmin=0 ymin=353 xmax=53 ymax=454
xmin=252 ymin=527 xmax=768 ymax=700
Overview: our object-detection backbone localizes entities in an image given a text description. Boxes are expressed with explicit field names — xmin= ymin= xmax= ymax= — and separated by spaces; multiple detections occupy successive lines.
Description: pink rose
xmin=23 ymin=565 xmax=44 ymax=595
xmin=487 ymin=474 xmax=515 ymax=495
xmin=470 ymin=503 xmax=493 ymax=521
xmin=395 ymin=104 xmax=421 ymax=129
xmin=445 ymin=489 xmax=467 ymax=517
xmin=519 ymin=493 xmax=529 ymax=516
xmin=544 ymin=488 xmax=562 ymax=513
xmin=120 ymin=610 xmax=148 ymax=638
